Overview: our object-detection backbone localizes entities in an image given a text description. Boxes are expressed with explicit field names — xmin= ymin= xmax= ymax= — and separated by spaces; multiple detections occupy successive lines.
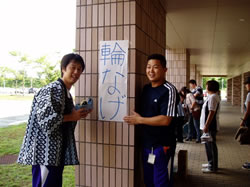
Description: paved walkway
xmin=0 ymin=114 xmax=29 ymax=127
xmin=0 ymin=100 xmax=31 ymax=127
xmin=174 ymin=101 xmax=250 ymax=187
xmin=0 ymin=155 xmax=18 ymax=165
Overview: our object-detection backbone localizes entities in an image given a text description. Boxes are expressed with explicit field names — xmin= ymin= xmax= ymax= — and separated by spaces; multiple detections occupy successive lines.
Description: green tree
xmin=0 ymin=66 xmax=13 ymax=88
xmin=34 ymin=56 xmax=60 ymax=85
xmin=9 ymin=51 xmax=31 ymax=92
xmin=202 ymin=77 xmax=227 ymax=90
xmin=6 ymin=68 xmax=23 ymax=89
xmin=9 ymin=51 xmax=60 ymax=88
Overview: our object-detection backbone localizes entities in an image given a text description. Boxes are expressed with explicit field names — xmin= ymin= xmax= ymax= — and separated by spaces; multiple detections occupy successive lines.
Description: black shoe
xmin=196 ymin=139 xmax=201 ymax=143
xmin=185 ymin=138 xmax=192 ymax=141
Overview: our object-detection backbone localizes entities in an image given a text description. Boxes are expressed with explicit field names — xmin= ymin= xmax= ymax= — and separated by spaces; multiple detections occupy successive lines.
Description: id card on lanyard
xmin=147 ymin=147 xmax=156 ymax=164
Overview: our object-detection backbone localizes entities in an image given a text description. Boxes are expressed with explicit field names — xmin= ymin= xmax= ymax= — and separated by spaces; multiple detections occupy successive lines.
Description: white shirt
xmin=185 ymin=93 xmax=200 ymax=113
xmin=244 ymin=92 xmax=250 ymax=112
xmin=200 ymin=93 xmax=220 ymax=131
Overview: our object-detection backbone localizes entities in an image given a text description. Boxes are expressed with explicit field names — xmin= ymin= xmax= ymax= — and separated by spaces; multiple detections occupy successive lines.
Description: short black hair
xmin=188 ymin=79 xmax=197 ymax=85
xmin=60 ymin=53 xmax=85 ymax=77
xmin=179 ymin=91 xmax=185 ymax=99
xmin=206 ymin=80 xmax=219 ymax=92
xmin=147 ymin=54 xmax=167 ymax=68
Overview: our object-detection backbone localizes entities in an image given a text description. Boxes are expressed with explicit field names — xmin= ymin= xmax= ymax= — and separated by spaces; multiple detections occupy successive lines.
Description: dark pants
xmin=205 ymin=131 xmax=218 ymax=171
xmin=143 ymin=146 xmax=176 ymax=187
xmin=32 ymin=165 xmax=64 ymax=187
xmin=187 ymin=114 xmax=201 ymax=140
xmin=176 ymin=116 xmax=185 ymax=142
xmin=187 ymin=114 xmax=194 ymax=139
xmin=193 ymin=117 xmax=201 ymax=141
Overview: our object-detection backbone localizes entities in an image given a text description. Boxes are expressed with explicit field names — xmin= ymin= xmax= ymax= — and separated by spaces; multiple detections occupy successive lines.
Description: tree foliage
xmin=202 ymin=77 xmax=227 ymax=90
xmin=34 ymin=56 xmax=60 ymax=85
xmin=0 ymin=51 xmax=60 ymax=89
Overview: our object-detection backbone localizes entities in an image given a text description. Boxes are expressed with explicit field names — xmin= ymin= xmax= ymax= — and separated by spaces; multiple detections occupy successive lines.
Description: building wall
xmin=232 ymin=75 xmax=242 ymax=106
xmin=196 ymin=71 xmax=202 ymax=87
xmin=75 ymin=0 xmax=167 ymax=186
xmin=228 ymin=71 xmax=249 ymax=111
xmin=227 ymin=78 xmax=232 ymax=103
xmin=190 ymin=64 xmax=196 ymax=81
xmin=165 ymin=49 xmax=190 ymax=90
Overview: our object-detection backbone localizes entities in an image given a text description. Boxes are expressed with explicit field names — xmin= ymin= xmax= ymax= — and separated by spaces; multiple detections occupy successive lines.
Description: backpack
xmin=235 ymin=126 xmax=250 ymax=145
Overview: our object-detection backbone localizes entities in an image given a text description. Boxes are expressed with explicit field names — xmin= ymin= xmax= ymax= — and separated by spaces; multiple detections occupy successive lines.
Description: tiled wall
xmin=243 ymin=71 xmax=250 ymax=107
xmin=165 ymin=48 xmax=190 ymax=90
xmin=228 ymin=72 xmax=249 ymax=111
xmin=232 ymin=75 xmax=242 ymax=106
xmin=75 ymin=0 xmax=167 ymax=186
xmin=190 ymin=64 xmax=196 ymax=81
xmin=196 ymin=71 xmax=202 ymax=87
xmin=227 ymin=78 xmax=232 ymax=103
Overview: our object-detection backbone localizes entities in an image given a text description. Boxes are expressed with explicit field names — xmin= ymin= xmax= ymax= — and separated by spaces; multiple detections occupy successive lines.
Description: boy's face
xmin=62 ymin=60 xmax=83 ymax=86
xmin=189 ymin=83 xmax=195 ymax=90
xmin=146 ymin=59 xmax=167 ymax=83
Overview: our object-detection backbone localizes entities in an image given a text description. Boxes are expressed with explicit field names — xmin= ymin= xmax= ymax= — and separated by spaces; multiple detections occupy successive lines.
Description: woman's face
xmin=181 ymin=91 xmax=185 ymax=96
xmin=206 ymin=85 xmax=211 ymax=94
xmin=245 ymin=83 xmax=250 ymax=91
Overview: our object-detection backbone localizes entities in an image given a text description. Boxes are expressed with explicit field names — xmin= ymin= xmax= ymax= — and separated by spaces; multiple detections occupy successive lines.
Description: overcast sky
xmin=0 ymin=0 xmax=76 ymax=71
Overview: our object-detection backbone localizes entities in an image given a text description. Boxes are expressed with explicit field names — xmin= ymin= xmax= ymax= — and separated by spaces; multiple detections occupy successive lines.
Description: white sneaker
xmin=242 ymin=162 xmax=250 ymax=167
xmin=201 ymin=139 xmax=207 ymax=144
xmin=201 ymin=133 xmax=213 ymax=142
xmin=202 ymin=163 xmax=211 ymax=168
xmin=201 ymin=133 xmax=210 ymax=139
xmin=202 ymin=168 xmax=215 ymax=173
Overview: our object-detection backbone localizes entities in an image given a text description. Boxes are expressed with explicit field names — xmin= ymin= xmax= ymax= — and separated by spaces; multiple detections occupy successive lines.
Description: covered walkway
xmin=174 ymin=101 xmax=250 ymax=187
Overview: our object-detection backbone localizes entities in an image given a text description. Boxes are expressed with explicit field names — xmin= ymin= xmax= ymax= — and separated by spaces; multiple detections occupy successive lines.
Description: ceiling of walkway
xmin=166 ymin=0 xmax=250 ymax=77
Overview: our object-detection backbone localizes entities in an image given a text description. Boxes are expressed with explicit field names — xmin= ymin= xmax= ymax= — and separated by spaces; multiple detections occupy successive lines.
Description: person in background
xmin=17 ymin=53 xmax=92 ymax=187
xmin=179 ymin=91 xmax=190 ymax=140
xmin=181 ymin=87 xmax=201 ymax=143
xmin=123 ymin=54 xmax=179 ymax=187
xmin=189 ymin=79 xmax=204 ymax=108
xmin=189 ymin=79 xmax=203 ymax=140
xmin=200 ymin=80 xmax=220 ymax=173
xmin=241 ymin=77 xmax=250 ymax=170
xmin=176 ymin=92 xmax=186 ymax=143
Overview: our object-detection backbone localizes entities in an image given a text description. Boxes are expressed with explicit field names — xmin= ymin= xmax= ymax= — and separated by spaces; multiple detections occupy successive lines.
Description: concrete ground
xmin=0 ymin=100 xmax=31 ymax=127
xmin=174 ymin=101 xmax=250 ymax=187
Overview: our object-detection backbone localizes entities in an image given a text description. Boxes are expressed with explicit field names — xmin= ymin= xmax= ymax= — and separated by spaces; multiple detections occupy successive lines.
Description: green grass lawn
xmin=0 ymin=123 xmax=75 ymax=187
xmin=0 ymin=123 xmax=26 ymax=156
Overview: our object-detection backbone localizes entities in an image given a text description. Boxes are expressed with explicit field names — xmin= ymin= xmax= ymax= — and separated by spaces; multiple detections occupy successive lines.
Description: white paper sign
xmin=98 ymin=40 xmax=128 ymax=122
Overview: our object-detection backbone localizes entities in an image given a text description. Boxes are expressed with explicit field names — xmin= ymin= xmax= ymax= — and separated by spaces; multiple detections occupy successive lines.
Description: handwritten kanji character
xmin=111 ymin=42 xmax=126 ymax=66
xmin=108 ymin=96 xmax=124 ymax=120
xmin=100 ymin=43 xmax=111 ymax=66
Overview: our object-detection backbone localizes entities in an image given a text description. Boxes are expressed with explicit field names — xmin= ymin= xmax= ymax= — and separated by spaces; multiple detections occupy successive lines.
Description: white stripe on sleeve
xmin=164 ymin=82 xmax=177 ymax=116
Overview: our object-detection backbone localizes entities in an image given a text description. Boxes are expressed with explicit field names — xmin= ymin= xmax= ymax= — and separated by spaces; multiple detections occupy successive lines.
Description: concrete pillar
xmin=196 ymin=71 xmax=202 ymax=88
xmin=75 ymin=0 xmax=167 ymax=186
xmin=241 ymin=74 xmax=245 ymax=112
xmin=190 ymin=64 xmax=196 ymax=81
xmin=165 ymin=49 xmax=190 ymax=90
xmin=232 ymin=75 xmax=242 ymax=106
xmin=227 ymin=78 xmax=232 ymax=103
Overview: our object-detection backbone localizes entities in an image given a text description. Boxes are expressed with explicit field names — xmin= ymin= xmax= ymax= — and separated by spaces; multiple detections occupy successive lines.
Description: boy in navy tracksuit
xmin=124 ymin=54 xmax=179 ymax=187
